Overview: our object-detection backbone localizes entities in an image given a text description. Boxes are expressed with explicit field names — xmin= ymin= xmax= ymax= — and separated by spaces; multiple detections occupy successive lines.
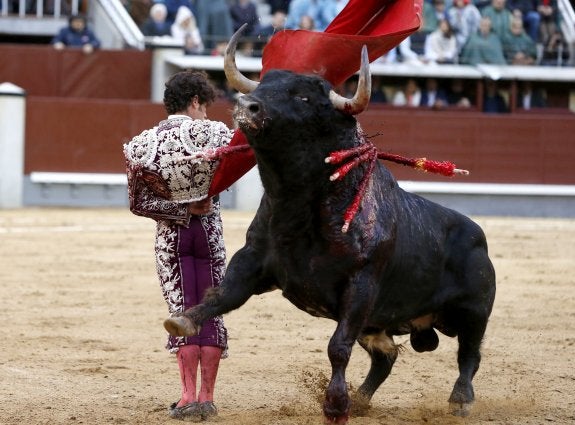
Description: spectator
xmin=122 ymin=0 xmax=152 ymax=28
xmin=285 ymin=0 xmax=320 ymax=29
xmin=446 ymin=78 xmax=473 ymax=107
xmin=161 ymin=0 xmax=196 ymax=25
xmin=258 ymin=10 xmax=287 ymax=39
xmin=459 ymin=16 xmax=507 ymax=65
xmin=370 ymin=75 xmax=388 ymax=103
xmin=481 ymin=0 xmax=513 ymax=39
xmin=230 ymin=0 xmax=261 ymax=36
xmin=171 ymin=5 xmax=204 ymax=54
xmin=483 ymin=79 xmax=508 ymax=113
xmin=141 ymin=3 xmax=172 ymax=36
xmin=392 ymin=78 xmax=422 ymax=107
xmin=315 ymin=0 xmax=349 ymax=30
xmin=394 ymin=35 xmax=428 ymax=64
xmin=298 ymin=14 xmax=316 ymax=30
xmin=506 ymin=0 xmax=540 ymax=42
xmin=424 ymin=18 xmax=458 ymax=63
xmin=266 ymin=0 xmax=292 ymax=14
xmin=52 ymin=14 xmax=101 ymax=54
xmin=423 ymin=0 xmax=448 ymax=34
xmin=502 ymin=16 xmax=537 ymax=64
xmin=420 ymin=78 xmax=449 ymax=108
xmin=473 ymin=0 xmax=492 ymax=10
xmin=516 ymin=81 xmax=547 ymax=109
xmin=537 ymin=0 xmax=562 ymax=53
xmin=196 ymin=0 xmax=234 ymax=49
xmin=447 ymin=0 xmax=481 ymax=53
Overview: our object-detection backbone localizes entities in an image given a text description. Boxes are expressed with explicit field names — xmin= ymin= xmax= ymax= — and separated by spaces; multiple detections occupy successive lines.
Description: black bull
xmin=165 ymin=43 xmax=496 ymax=424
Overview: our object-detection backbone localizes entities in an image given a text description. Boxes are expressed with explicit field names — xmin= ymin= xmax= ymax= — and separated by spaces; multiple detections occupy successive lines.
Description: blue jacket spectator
xmin=506 ymin=0 xmax=540 ymax=41
xmin=230 ymin=0 xmax=261 ymax=36
xmin=52 ymin=15 xmax=101 ymax=54
xmin=141 ymin=3 xmax=173 ymax=36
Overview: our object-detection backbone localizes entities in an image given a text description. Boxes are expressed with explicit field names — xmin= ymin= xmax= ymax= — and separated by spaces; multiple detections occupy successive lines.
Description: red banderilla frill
xmin=325 ymin=141 xmax=469 ymax=233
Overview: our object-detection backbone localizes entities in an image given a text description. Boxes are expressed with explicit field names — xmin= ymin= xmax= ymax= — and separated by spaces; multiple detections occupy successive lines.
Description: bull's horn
xmin=329 ymin=45 xmax=371 ymax=115
xmin=224 ymin=23 xmax=259 ymax=94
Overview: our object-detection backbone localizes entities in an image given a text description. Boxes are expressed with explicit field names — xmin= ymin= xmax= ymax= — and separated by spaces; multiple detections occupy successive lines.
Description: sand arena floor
xmin=0 ymin=208 xmax=573 ymax=424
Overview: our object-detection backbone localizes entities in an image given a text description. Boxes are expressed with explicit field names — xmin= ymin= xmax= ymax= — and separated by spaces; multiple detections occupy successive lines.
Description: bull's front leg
xmin=324 ymin=269 xmax=376 ymax=425
xmin=164 ymin=246 xmax=266 ymax=337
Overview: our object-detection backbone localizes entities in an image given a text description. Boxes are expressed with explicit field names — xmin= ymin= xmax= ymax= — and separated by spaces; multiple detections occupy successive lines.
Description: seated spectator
xmin=315 ymin=0 xmax=349 ymax=31
xmin=230 ymin=0 xmax=261 ymax=36
xmin=507 ymin=0 xmax=540 ymax=42
xmin=266 ymin=0 xmax=292 ymax=14
xmin=423 ymin=0 xmax=448 ymax=34
xmin=370 ymin=75 xmax=388 ymax=103
xmin=141 ymin=3 xmax=172 ymax=36
xmin=502 ymin=16 xmax=537 ymax=64
xmin=424 ymin=19 xmax=458 ymax=63
xmin=52 ymin=14 xmax=101 ymax=54
xmin=483 ymin=80 xmax=508 ymax=113
xmin=447 ymin=0 xmax=481 ymax=53
xmin=473 ymin=0 xmax=491 ymax=10
xmin=395 ymin=35 xmax=428 ymax=64
xmin=161 ymin=0 xmax=196 ymax=25
xmin=537 ymin=0 xmax=562 ymax=53
xmin=258 ymin=10 xmax=287 ymax=39
xmin=447 ymin=78 xmax=473 ymax=107
xmin=285 ymin=0 xmax=319 ymax=29
xmin=392 ymin=78 xmax=422 ymax=107
xmin=298 ymin=14 xmax=316 ymax=30
xmin=196 ymin=0 xmax=234 ymax=48
xmin=171 ymin=6 xmax=204 ymax=54
xmin=123 ymin=0 xmax=152 ymax=28
xmin=459 ymin=16 xmax=507 ymax=65
xmin=420 ymin=78 xmax=449 ymax=108
xmin=481 ymin=0 xmax=513 ymax=39
xmin=516 ymin=81 xmax=547 ymax=110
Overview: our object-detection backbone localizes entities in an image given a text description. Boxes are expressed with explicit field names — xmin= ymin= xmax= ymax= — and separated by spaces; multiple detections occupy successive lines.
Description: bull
xmin=164 ymin=28 xmax=496 ymax=424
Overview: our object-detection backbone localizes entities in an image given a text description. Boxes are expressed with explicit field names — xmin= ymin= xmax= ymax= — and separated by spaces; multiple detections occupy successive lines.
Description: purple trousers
xmin=155 ymin=210 xmax=228 ymax=354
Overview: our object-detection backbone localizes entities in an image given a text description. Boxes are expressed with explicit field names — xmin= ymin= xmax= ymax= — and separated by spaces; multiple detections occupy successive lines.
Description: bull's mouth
xmin=233 ymin=106 xmax=266 ymax=135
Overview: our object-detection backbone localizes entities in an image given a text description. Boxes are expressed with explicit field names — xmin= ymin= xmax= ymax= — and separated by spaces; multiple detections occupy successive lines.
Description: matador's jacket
xmin=124 ymin=115 xmax=232 ymax=355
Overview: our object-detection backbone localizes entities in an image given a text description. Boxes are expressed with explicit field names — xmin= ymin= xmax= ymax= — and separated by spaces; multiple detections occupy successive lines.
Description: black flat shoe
xmin=168 ymin=401 xmax=202 ymax=422
xmin=200 ymin=401 xmax=218 ymax=420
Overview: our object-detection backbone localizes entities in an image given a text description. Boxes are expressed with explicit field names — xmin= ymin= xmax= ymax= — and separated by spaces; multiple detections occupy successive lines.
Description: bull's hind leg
xmin=355 ymin=331 xmax=398 ymax=408
xmin=448 ymin=241 xmax=495 ymax=416
xmin=448 ymin=310 xmax=489 ymax=417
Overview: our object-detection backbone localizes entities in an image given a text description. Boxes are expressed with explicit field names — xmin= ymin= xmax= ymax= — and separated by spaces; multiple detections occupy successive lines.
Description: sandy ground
xmin=0 ymin=207 xmax=574 ymax=425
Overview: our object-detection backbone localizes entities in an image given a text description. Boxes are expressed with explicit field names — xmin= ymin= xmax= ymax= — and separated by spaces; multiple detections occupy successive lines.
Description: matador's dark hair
xmin=163 ymin=70 xmax=217 ymax=115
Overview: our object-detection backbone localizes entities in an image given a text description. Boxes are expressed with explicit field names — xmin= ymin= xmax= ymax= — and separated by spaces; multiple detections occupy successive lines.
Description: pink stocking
xmin=176 ymin=345 xmax=200 ymax=407
xmin=198 ymin=346 xmax=222 ymax=403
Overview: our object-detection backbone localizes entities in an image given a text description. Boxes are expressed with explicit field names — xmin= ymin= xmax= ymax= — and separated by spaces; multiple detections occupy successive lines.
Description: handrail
xmin=1 ymin=0 xmax=80 ymax=17
xmin=558 ymin=0 xmax=575 ymax=43
xmin=96 ymin=0 xmax=145 ymax=50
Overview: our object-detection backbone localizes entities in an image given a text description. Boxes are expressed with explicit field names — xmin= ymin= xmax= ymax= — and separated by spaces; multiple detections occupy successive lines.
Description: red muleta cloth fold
xmin=208 ymin=0 xmax=423 ymax=196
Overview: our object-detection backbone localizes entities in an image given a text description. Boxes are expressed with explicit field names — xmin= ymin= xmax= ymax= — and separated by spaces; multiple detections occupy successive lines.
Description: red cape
xmin=208 ymin=0 xmax=423 ymax=196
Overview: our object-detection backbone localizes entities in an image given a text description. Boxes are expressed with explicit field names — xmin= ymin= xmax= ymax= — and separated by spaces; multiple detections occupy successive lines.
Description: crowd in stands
xmin=4 ymin=0 xmax=567 ymax=112
xmin=131 ymin=0 xmax=569 ymax=66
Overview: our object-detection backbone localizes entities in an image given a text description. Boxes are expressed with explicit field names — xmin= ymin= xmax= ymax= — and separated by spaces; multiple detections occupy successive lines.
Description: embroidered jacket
xmin=123 ymin=116 xmax=233 ymax=224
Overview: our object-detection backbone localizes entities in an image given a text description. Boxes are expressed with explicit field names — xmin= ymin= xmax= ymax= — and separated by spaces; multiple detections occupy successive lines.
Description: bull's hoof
xmin=449 ymin=401 xmax=472 ymax=417
xmin=323 ymin=413 xmax=349 ymax=425
xmin=163 ymin=316 xmax=199 ymax=337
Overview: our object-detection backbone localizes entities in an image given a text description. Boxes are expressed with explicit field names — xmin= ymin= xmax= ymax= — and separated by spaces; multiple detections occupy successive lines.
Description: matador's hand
xmin=188 ymin=198 xmax=212 ymax=215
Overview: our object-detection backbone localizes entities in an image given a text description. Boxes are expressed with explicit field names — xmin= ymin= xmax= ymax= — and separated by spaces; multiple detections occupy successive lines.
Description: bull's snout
xmin=234 ymin=95 xmax=267 ymax=134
